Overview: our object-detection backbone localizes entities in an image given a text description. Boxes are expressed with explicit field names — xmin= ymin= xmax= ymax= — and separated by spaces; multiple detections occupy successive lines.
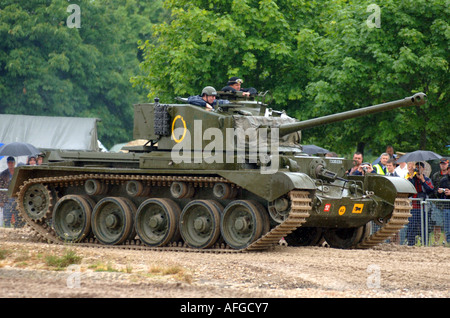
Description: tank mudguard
xmin=7 ymin=166 xmax=34 ymax=197
xmin=218 ymin=171 xmax=315 ymax=201
xmin=384 ymin=175 xmax=416 ymax=194
xmin=364 ymin=174 xmax=416 ymax=204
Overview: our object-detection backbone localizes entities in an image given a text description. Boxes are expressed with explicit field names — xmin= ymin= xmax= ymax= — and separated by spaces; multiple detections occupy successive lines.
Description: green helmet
xmin=201 ymin=86 xmax=217 ymax=96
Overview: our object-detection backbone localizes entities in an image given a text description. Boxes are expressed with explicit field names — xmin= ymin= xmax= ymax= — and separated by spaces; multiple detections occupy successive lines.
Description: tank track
xmin=14 ymin=174 xmax=412 ymax=252
xmin=356 ymin=195 xmax=412 ymax=248
xmin=14 ymin=174 xmax=312 ymax=253
xmin=245 ymin=190 xmax=311 ymax=251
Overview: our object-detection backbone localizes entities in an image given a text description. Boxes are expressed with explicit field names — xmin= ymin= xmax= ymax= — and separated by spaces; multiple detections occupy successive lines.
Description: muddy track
xmin=1 ymin=227 xmax=449 ymax=299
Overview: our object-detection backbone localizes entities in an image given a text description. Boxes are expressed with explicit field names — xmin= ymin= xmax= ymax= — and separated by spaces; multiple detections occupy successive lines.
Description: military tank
xmin=8 ymin=92 xmax=427 ymax=252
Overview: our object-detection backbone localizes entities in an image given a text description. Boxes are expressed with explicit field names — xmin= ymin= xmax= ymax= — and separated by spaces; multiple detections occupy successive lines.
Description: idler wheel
xmin=91 ymin=197 xmax=134 ymax=245
xmin=180 ymin=200 xmax=222 ymax=249
xmin=220 ymin=200 xmax=264 ymax=250
xmin=52 ymin=195 xmax=93 ymax=242
xmin=135 ymin=198 xmax=181 ymax=247
xmin=23 ymin=183 xmax=52 ymax=221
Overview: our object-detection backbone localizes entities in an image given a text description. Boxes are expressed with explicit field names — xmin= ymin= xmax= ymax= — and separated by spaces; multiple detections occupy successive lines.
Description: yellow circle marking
xmin=338 ymin=206 xmax=346 ymax=215
xmin=171 ymin=115 xmax=187 ymax=143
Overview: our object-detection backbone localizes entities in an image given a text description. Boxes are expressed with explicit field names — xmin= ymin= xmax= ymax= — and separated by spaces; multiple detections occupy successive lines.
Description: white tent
xmin=0 ymin=114 xmax=99 ymax=151
xmin=0 ymin=114 xmax=100 ymax=171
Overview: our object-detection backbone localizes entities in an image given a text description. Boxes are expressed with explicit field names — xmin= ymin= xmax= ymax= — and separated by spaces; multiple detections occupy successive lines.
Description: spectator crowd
xmin=346 ymin=146 xmax=449 ymax=246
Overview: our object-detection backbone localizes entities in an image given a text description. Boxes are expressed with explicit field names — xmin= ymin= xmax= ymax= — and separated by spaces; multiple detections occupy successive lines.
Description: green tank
xmin=8 ymin=92 xmax=427 ymax=251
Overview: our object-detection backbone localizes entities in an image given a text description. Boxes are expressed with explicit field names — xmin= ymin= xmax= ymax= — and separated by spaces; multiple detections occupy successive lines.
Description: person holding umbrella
xmin=0 ymin=156 xmax=23 ymax=227
xmin=0 ymin=142 xmax=41 ymax=227
xmin=406 ymin=162 xmax=434 ymax=246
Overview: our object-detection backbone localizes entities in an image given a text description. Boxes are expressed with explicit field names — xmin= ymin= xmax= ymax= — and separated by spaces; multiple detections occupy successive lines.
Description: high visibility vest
xmin=373 ymin=164 xmax=386 ymax=175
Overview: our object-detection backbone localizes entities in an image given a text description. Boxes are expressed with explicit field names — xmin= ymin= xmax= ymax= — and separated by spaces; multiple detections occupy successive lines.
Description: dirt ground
xmin=0 ymin=227 xmax=448 ymax=300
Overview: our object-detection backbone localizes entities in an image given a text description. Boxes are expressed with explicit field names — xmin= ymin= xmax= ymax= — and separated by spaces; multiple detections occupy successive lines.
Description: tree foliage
xmin=1 ymin=1 xmax=447 ymax=154
xmin=0 ymin=0 xmax=167 ymax=148
xmin=133 ymin=0 xmax=321 ymax=103
xmin=134 ymin=0 xmax=449 ymax=156
xmin=303 ymin=0 xmax=449 ymax=156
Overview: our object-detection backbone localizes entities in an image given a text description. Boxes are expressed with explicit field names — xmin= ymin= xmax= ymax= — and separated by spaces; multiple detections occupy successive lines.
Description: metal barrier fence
xmin=1 ymin=188 xmax=449 ymax=247
xmin=422 ymin=199 xmax=450 ymax=246
xmin=371 ymin=198 xmax=449 ymax=247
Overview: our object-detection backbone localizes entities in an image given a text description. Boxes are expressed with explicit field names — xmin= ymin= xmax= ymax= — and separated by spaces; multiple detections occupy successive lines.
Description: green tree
xmin=135 ymin=0 xmax=449 ymax=156
xmin=302 ymin=0 xmax=449 ymax=156
xmin=132 ymin=0 xmax=322 ymax=105
xmin=0 ymin=0 xmax=167 ymax=148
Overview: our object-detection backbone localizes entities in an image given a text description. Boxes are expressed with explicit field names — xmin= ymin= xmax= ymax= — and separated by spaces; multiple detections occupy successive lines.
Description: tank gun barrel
xmin=278 ymin=93 xmax=426 ymax=137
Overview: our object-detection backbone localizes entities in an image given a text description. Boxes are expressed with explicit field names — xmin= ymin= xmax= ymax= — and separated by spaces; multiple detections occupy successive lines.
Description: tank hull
xmin=9 ymin=150 xmax=415 ymax=251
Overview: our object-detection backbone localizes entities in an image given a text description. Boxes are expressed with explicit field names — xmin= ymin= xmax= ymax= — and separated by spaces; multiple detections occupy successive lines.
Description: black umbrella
xmin=0 ymin=142 xmax=40 ymax=157
xmin=396 ymin=150 xmax=442 ymax=163
xmin=302 ymin=144 xmax=330 ymax=155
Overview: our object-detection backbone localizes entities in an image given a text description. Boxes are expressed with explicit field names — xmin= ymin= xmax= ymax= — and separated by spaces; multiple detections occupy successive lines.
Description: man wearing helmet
xmin=187 ymin=86 xmax=230 ymax=110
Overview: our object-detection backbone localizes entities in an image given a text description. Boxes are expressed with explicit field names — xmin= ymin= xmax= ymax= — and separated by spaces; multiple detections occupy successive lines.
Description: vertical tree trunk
xmin=357 ymin=142 xmax=365 ymax=155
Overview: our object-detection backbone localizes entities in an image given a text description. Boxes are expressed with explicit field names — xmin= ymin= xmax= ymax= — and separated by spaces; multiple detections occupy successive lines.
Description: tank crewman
xmin=187 ymin=86 xmax=230 ymax=110
xmin=373 ymin=153 xmax=389 ymax=175
xmin=220 ymin=77 xmax=257 ymax=97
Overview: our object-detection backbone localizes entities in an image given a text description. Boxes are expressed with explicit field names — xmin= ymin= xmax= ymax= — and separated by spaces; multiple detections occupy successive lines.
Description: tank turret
xmin=8 ymin=91 xmax=426 ymax=252
xmin=132 ymin=92 xmax=426 ymax=161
